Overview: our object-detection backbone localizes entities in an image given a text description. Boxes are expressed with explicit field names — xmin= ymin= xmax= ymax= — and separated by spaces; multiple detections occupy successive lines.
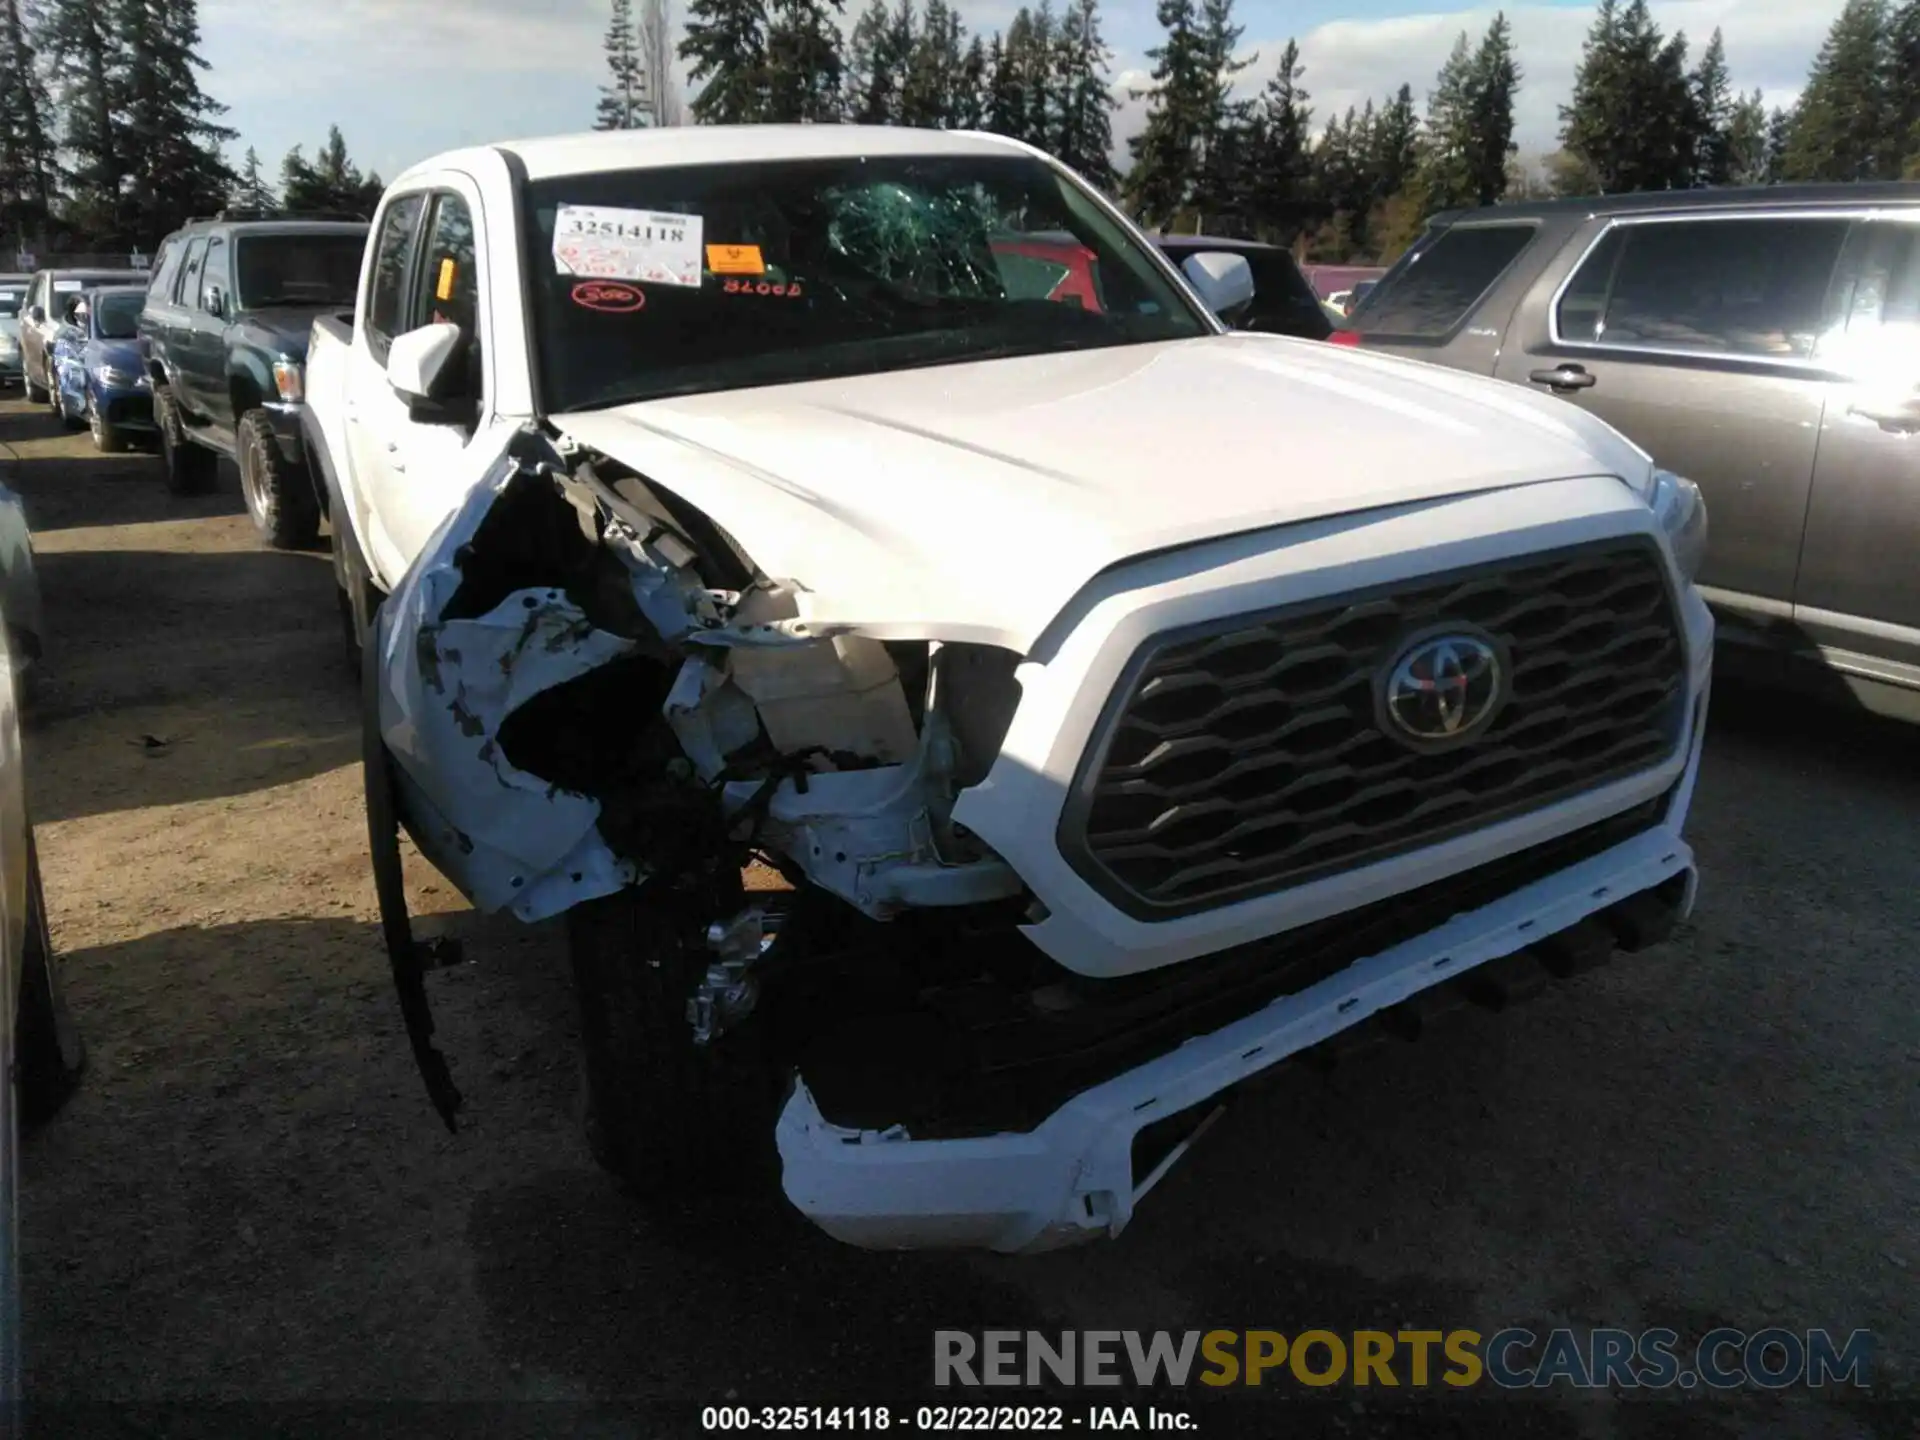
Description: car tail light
xmin=1329 ymin=330 xmax=1362 ymax=347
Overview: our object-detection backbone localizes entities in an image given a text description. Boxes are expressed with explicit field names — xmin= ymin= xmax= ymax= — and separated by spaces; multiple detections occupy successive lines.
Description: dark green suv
xmin=138 ymin=214 xmax=369 ymax=546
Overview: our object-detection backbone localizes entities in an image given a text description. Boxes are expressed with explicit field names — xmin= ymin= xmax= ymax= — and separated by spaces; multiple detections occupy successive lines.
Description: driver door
xmin=349 ymin=180 xmax=505 ymax=589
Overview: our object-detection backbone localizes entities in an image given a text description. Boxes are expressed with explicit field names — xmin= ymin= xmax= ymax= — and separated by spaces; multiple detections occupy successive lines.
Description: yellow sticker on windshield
xmin=706 ymin=244 xmax=765 ymax=276
xmin=436 ymin=257 xmax=456 ymax=301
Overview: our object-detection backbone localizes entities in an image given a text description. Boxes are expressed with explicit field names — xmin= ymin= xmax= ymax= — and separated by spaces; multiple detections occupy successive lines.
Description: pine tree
xmin=1690 ymin=28 xmax=1733 ymax=184
xmin=1124 ymin=0 xmax=1214 ymax=225
xmin=1020 ymin=2 xmax=1057 ymax=147
xmin=681 ymin=0 xmax=769 ymax=122
xmin=229 ymin=145 xmax=275 ymax=211
xmin=1784 ymin=0 xmax=1891 ymax=180
xmin=1420 ymin=32 xmax=1476 ymax=210
xmin=983 ymin=30 xmax=1024 ymax=139
xmin=1051 ymin=0 xmax=1116 ymax=187
xmin=1765 ymin=106 xmax=1793 ymax=181
xmin=0 ymin=0 xmax=57 ymax=239
xmin=637 ymin=0 xmax=681 ymax=124
xmin=847 ymin=0 xmax=901 ymax=122
xmin=1465 ymin=12 xmax=1520 ymax=205
xmin=901 ymin=0 xmax=963 ymax=127
xmin=1559 ymin=0 xmax=1700 ymax=193
xmin=281 ymin=127 xmax=381 ymax=216
xmin=764 ymin=0 xmax=845 ymax=121
xmin=117 ymin=0 xmax=235 ymax=243
xmin=1245 ymin=38 xmax=1313 ymax=241
xmin=1889 ymin=0 xmax=1920 ymax=172
xmin=1725 ymin=89 xmax=1771 ymax=185
xmin=596 ymin=0 xmax=649 ymax=129
xmin=956 ymin=35 xmax=987 ymax=129
xmin=43 ymin=0 xmax=120 ymax=241
xmin=1188 ymin=0 xmax=1254 ymax=229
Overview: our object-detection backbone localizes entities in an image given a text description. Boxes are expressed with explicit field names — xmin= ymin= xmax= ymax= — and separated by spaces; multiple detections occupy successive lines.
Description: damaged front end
xmin=372 ymin=426 xmax=1025 ymax=926
xmin=365 ymin=425 xmax=1030 ymax=1134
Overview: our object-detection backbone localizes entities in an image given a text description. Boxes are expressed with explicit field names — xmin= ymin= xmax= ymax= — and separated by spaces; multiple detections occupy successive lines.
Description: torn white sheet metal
xmin=375 ymin=453 xmax=642 ymax=921
xmin=662 ymin=653 xmax=761 ymax=779
xmin=379 ymin=583 xmax=643 ymax=921
xmin=718 ymin=735 xmax=1021 ymax=918
xmin=380 ymin=437 xmax=1022 ymax=924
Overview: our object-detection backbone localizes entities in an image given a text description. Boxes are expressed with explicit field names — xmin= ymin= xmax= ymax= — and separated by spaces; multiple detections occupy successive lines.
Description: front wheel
xmin=154 ymin=387 xmax=216 ymax=496
xmin=331 ymin=503 xmax=383 ymax=677
xmin=237 ymin=410 xmax=320 ymax=549
xmin=16 ymin=831 xmax=85 ymax=1130
xmin=567 ymin=882 xmax=791 ymax=1202
xmin=86 ymin=394 xmax=128 ymax=454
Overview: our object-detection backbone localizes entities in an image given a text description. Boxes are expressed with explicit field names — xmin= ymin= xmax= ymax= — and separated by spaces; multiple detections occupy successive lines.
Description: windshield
xmin=92 ymin=291 xmax=143 ymax=339
xmin=234 ymin=234 xmax=366 ymax=308
xmin=525 ymin=154 xmax=1210 ymax=412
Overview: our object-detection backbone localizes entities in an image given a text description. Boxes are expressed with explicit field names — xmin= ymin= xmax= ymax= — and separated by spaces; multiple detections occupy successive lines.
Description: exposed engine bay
xmin=372 ymin=425 xmax=1028 ymax=931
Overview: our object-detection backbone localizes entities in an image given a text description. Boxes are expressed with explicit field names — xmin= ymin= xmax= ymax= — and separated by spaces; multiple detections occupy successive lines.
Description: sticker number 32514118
xmin=553 ymin=205 xmax=704 ymax=288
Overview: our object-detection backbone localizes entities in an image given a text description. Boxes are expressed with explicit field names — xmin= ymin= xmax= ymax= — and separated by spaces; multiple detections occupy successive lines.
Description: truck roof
xmin=400 ymin=125 xmax=1039 ymax=186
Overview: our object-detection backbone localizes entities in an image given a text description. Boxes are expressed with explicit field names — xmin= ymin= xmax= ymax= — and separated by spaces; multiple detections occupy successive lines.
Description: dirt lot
xmin=3 ymin=393 xmax=1916 ymax=1438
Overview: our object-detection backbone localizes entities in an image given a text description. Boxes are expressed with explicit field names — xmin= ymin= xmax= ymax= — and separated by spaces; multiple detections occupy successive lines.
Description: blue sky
xmin=200 ymin=0 xmax=1844 ymax=184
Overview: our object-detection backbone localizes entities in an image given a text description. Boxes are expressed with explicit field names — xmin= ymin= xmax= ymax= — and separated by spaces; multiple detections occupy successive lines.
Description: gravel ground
xmin=2 ymin=394 xmax=1915 ymax=1440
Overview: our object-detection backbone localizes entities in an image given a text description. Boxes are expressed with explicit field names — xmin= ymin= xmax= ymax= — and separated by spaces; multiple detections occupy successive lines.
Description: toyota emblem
xmin=1381 ymin=632 xmax=1506 ymax=747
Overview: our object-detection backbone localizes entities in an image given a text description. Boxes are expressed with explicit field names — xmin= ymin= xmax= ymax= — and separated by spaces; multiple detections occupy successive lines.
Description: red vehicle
xmin=990 ymin=234 xmax=1104 ymax=311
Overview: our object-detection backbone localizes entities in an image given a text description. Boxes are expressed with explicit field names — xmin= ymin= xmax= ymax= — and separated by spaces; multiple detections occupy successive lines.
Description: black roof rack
xmin=183 ymin=208 xmax=371 ymax=225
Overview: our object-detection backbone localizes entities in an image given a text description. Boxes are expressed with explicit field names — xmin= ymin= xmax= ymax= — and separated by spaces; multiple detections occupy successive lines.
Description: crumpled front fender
xmin=373 ymin=432 xmax=642 ymax=922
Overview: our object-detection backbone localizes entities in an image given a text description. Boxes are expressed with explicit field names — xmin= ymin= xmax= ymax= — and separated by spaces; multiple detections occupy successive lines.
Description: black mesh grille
xmin=1062 ymin=538 xmax=1687 ymax=918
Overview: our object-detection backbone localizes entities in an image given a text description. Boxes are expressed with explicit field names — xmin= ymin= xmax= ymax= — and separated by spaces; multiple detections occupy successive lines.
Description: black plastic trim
xmin=1057 ymin=535 xmax=1687 ymax=921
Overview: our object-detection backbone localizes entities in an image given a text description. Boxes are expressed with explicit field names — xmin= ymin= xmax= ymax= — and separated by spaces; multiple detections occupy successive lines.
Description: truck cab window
xmin=415 ymin=192 xmax=482 ymax=399
xmin=175 ymin=239 xmax=209 ymax=307
xmin=201 ymin=237 xmax=227 ymax=312
xmin=366 ymin=194 xmax=426 ymax=358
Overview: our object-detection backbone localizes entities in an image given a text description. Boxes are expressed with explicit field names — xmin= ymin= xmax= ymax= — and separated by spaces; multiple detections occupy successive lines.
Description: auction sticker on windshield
xmin=554 ymin=205 xmax=703 ymax=287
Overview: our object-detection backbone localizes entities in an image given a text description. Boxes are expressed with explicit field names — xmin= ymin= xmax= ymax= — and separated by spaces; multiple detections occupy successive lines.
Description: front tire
xmin=331 ymin=504 xmax=382 ymax=676
xmin=16 ymin=831 xmax=85 ymax=1130
xmin=87 ymin=393 xmax=128 ymax=453
xmin=567 ymin=883 xmax=787 ymax=1202
xmin=237 ymin=409 xmax=320 ymax=549
xmin=154 ymin=387 xmax=216 ymax=496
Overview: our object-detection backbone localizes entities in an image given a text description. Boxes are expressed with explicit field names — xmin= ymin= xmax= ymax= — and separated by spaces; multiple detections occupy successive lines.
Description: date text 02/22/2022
xmin=699 ymin=1405 xmax=1196 ymax=1431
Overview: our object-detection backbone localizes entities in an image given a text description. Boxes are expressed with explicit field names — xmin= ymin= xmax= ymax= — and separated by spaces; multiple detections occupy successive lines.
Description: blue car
xmin=48 ymin=286 xmax=154 ymax=452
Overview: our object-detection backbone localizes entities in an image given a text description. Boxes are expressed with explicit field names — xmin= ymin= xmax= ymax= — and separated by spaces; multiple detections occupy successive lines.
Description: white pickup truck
xmin=305 ymin=125 xmax=1713 ymax=1254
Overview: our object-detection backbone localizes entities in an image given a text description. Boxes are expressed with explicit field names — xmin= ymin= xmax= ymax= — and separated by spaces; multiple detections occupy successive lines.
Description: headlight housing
xmin=272 ymin=359 xmax=303 ymax=404
xmin=92 ymin=364 xmax=138 ymax=388
xmin=1648 ymin=468 xmax=1708 ymax=581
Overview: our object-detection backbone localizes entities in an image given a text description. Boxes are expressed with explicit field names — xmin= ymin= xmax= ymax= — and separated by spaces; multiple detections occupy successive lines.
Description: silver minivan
xmin=1342 ymin=183 xmax=1920 ymax=720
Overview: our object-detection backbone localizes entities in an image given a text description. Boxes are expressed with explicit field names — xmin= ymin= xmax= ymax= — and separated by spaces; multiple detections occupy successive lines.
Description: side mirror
xmin=202 ymin=285 xmax=226 ymax=318
xmin=386 ymin=321 xmax=469 ymax=420
xmin=23 ymin=305 xmax=42 ymax=326
xmin=1181 ymin=252 xmax=1256 ymax=318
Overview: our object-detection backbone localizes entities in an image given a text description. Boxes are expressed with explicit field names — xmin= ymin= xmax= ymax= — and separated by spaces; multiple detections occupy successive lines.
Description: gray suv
xmin=1341 ymin=183 xmax=1920 ymax=720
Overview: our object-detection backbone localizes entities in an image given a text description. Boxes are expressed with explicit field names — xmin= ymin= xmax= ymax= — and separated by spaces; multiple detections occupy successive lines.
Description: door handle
xmin=1529 ymin=364 xmax=1597 ymax=392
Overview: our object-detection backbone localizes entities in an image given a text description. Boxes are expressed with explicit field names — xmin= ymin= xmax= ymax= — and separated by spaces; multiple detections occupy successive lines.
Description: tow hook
xmin=689 ymin=907 xmax=765 ymax=1046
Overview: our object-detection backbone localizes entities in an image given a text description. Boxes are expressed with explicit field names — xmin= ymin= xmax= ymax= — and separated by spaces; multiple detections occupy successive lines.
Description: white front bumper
xmin=781 ymin=475 xmax=1714 ymax=1252
xmin=779 ymin=803 xmax=1700 ymax=1254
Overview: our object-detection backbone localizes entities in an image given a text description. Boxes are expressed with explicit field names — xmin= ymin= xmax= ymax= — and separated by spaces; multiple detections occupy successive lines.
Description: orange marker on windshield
xmin=706 ymin=244 xmax=765 ymax=276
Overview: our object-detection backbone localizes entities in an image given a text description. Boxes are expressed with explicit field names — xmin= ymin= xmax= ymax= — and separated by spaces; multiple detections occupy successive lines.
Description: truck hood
xmin=236 ymin=305 xmax=334 ymax=360
xmin=550 ymin=332 xmax=1652 ymax=654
